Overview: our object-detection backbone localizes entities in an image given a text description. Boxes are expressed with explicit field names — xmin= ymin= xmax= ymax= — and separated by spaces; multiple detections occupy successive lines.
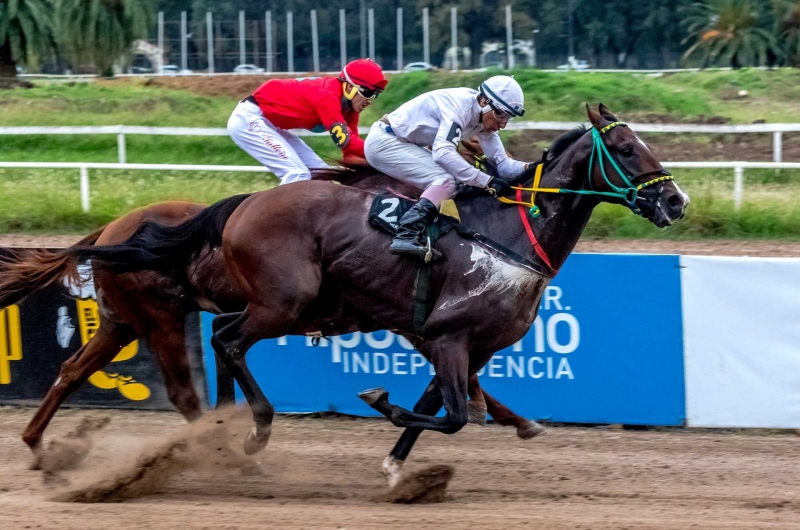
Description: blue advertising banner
xmin=202 ymin=253 xmax=686 ymax=425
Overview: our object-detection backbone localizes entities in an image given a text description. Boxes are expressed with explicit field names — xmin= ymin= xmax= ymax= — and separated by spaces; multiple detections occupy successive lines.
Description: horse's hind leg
xmin=147 ymin=321 xmax=202 ymax=422
xmin=211 ymin=302 xmax=314 ymax=455
xmin=21 ymin=319 xmax=138 ymax=462
xmin=467 ymin=374 xmax=488 ymax=426
xmin=482 ymin=388 xmax=546 ymax=439
xmin=212 ymin=312 xmax=239 ymax=408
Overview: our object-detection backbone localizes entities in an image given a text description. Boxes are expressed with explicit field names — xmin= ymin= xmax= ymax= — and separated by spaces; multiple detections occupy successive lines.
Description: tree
xmin=776 ymin=0 xmax=800 ymax=65
xmin=0 ymin=0 xmax=55 ymax=81
xmin=681 ymin=0 xmax=783 ymax=67
xmin=56 ymin=0 xmax=153 ymax=75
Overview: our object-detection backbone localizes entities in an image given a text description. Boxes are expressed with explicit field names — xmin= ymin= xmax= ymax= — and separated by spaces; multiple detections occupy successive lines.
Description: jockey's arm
xmin=431 ymin=119 xmax=492 ymax=189
xmin=476 ymin=131 xmax=528 ymax=179
xmin=316 ymin=93 xmax=366 ymax=160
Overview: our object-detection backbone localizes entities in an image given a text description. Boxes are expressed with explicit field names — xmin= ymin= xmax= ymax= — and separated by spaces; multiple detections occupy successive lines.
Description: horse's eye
xmin=619 ymin=145 xmax=634 ymax=156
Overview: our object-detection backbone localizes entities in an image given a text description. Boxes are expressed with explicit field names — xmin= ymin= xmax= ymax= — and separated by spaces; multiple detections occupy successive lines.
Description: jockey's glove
xmin=486 ymin=176 xmax=514 ymax=197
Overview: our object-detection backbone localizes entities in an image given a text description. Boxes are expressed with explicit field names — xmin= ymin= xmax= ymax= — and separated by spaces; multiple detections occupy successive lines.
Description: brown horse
xmin=63 ymin=105 xmax=688 ymax=490
xmin=0 ymin=174 xmax=538 ymax=465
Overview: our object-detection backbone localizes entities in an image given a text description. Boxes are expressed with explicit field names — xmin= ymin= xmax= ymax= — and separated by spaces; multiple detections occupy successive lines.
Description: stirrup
xmin=424 ymin=236 xmax=433 ymax=263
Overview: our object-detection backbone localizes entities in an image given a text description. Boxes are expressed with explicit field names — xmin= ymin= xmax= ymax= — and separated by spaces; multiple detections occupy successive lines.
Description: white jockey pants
xmin=364 ymin=121 xmax=457 ymax=207
xmin=227 ymin=100 xmax=328 ymax=185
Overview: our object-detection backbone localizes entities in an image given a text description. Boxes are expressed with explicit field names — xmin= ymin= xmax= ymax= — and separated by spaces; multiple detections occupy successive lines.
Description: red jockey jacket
xmin=251 ymin=77 xmax=364 ymax=159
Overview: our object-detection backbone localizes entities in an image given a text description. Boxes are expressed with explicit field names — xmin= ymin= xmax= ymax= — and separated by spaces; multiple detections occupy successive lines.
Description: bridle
xmin=497 ymin=121 xmax=675 ymax=273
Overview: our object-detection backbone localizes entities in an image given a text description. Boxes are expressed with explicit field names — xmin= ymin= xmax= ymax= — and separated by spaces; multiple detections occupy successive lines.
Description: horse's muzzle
xmin=652 ymin=186 xmax=689 ymax=228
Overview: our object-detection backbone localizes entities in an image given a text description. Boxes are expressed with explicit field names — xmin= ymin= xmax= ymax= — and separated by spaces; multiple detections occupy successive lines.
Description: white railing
xmin=0 ymin=160 xmax=792 ymax=213
xmin=0 ymin=122 xmax=794 ymax=165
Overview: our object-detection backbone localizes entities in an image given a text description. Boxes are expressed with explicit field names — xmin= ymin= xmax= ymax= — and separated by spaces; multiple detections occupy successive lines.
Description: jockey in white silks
xmin=364 ymin=75 xmax=532 ymax=260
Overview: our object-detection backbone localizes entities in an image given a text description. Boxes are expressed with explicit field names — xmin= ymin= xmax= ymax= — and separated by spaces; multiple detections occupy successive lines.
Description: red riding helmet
xmin=339 ymin=58 xmax=388 ymax=91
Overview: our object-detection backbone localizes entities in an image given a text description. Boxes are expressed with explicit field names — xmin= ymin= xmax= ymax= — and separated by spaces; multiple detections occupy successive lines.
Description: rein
xmin=497 ymin=121 xmax=674 ymax=274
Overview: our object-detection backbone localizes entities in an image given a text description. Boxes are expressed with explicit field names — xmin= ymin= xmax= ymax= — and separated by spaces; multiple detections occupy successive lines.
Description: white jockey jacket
xmin=386 ymin=87 xmax=527 ymax=188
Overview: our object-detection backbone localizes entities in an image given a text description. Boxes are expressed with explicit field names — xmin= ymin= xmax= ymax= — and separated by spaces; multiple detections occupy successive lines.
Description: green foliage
xmin=0 ymin=0 xmax=55 ymax=77
xmin=55 ymin=0 xmax=152 ymax=75
xmin=681 ymin=0 xmax=784 ymax=67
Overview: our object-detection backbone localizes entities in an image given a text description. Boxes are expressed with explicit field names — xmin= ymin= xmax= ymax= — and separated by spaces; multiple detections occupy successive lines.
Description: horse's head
xmin=585 ymin=104 xmax=689 ymax=227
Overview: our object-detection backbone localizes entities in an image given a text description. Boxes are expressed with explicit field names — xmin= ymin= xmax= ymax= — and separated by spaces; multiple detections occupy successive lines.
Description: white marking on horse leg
xmin=382 ymin=455 xmax=404 ymax=489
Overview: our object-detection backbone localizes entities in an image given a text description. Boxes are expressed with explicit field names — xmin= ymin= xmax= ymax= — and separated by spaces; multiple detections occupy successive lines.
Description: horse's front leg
xmin=358 ymin=333 xmax=469 ymax=435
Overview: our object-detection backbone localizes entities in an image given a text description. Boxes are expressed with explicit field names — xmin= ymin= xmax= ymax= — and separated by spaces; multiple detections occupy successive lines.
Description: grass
xmin=1 ymin=70 xmax=800 ymax=236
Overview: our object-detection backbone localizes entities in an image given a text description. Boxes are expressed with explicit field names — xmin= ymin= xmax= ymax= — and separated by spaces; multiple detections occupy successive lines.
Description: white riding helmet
xmin=478 ymin=75 xmax=525 ymax=118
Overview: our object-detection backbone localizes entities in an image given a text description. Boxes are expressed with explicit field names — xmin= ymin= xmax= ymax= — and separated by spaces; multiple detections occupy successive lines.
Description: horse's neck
xmin=456 ymin=138 xmax=599 ymax=273
xmin=531 ymin=146 xmax=599 ymax=271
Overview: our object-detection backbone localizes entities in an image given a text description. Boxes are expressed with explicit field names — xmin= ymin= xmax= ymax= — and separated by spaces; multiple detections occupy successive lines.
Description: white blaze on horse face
xmin=439 ymin=244 xmax=543 ymax=310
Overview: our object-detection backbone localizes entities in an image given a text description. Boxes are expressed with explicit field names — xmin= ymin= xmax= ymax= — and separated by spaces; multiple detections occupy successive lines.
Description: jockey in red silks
xmin=228 ymin=59 xmax=388 ymax=185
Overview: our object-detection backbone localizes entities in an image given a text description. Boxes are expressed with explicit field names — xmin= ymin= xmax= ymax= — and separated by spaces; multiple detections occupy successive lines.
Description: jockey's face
xmin=346 ymin=83 xmax=375 ymax=113
xmin=479 ymin=99 xmax=508 ymax=133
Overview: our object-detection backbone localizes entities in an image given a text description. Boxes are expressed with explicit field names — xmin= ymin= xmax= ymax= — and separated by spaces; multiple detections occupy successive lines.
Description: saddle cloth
xmin=368 ymin=194 xmax=460 ymax=237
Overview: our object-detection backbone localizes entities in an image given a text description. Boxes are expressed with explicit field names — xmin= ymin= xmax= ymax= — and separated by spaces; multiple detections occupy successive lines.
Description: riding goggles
xmin=356 ymin=86 xmax=382 ymax=100
xmin=487 ymin=100 xmax=515 ymax=122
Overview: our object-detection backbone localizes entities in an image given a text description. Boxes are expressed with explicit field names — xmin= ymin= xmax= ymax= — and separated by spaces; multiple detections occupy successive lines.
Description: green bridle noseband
xmin=503 ymin=121 xmax=674 ymax=218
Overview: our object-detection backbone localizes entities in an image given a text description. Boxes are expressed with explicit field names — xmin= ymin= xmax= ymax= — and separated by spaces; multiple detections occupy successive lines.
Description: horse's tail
xmin=0 ymin=226 xmax=106 ymax=309
xmin=67 ymin=194 xmax=252 ymax=272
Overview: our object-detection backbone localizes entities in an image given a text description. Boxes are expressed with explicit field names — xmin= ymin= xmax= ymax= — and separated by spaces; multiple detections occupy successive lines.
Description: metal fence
xmin=139 ymin=6 xmax=551 ymax=75
xmin=0 ymin=122 xmax=794 ymax=165
xmin=0 ymin=158 xmax=790 ymax=213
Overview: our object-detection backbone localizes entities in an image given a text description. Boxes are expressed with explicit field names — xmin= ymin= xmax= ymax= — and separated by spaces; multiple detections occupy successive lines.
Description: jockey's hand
xmin=486 ymin=176 xmax=514 ymax=197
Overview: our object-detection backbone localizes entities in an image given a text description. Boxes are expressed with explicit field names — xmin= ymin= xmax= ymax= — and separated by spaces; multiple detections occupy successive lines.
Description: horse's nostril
xmin=667 ymin=194 xmax=684 ymax=209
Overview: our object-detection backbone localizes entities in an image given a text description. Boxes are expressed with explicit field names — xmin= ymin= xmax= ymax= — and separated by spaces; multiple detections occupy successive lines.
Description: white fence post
xmin=734 ymin=165 xmax=743 ymax=211
xmin=422 ymin=8 xmax=430 ymax=65
xmin=80 ymin=166 xmax=90 ymax=213
xmin=266 ymin=11 xmax=273 ymax=73
xmin=368 ymin=9 xmax=375 ymax=60
xmin=506 ymin=5 xmax=514 ymax=69
xmin=181 ymin=12 xmax=188 ymax=72
xmin=239 ymin=10 xmax=246 ymax=67
xmin=311 ymin=10 xmax=320 ymax=73
xmin=397 ymin=8 xmax=403 ymax=71
xmin=774 ymin=131 xmax=783 ymax=176
xmin=157 ymin=12 xmax=164 ymax=73
xmin=339 ymin=9 xmax=347 ymax=69
xmin=287 ymin=12 xmax=294 ymax=73
xmin=117 ymin=130 xmax=126 ymax=164
xmin=207 ymin=12 xmax=214 ymax=74
xmin=451 ymin=8 xmax=458 ymax=71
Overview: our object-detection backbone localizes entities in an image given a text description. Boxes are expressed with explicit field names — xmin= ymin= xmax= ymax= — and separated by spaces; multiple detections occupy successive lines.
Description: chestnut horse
xmin=0 ymin=167 xmax=537 ymax=465
xmin=63 ymin=105 xmax=688 ymax=489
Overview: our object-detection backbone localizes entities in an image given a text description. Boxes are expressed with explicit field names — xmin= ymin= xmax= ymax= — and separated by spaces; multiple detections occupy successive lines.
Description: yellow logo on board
xmin=0 ymin=305 xmax=22 ymax=385
xmin=76 ymin=299 xmax=150 ymax=401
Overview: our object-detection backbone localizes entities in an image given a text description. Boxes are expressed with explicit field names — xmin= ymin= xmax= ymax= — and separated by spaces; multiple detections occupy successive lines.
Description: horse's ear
xmin=598 ymin=103 xmax=619 ymax=122
xmin=586 ymin=104 xmax=607 ymax=130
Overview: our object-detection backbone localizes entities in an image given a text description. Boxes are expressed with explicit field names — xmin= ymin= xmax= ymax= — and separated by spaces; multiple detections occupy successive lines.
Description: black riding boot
xmin=389 ymin=198 xmax=442 ymax=261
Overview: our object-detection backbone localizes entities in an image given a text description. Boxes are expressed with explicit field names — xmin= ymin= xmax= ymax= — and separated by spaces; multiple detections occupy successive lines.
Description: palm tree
xmin=56 ymin=0 xmax=151 ymax=76
xmin=681 ymin=0 xmax=783 ymax=67
xmin=777 ymin=0 xmax=800 ymax=65
xmin=0 ymin=0 xmax=55 ymax=81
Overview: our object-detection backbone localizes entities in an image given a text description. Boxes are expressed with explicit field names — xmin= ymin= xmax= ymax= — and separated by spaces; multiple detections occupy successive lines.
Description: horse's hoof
xmin=243 ymin=425 xmax=272 ymax=456
xmin=517 ymin=420 xmax=546 ymax=440
xmin=358 ymin=387 xmax=388 ymax=406
xmin=383 ymin=464 xmax=454 ymax=504
xmin=467 ymin=402 xmax=487 ymax=426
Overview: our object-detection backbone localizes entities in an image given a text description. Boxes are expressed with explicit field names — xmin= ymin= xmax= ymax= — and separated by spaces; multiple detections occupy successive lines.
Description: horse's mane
xmin=547 ymin=126 xmax=588 ymax=161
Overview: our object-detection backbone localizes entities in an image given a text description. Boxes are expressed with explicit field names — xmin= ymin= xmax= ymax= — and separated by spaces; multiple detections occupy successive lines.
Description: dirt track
xmin=0 ymin=407 xmax=798 ymax=529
